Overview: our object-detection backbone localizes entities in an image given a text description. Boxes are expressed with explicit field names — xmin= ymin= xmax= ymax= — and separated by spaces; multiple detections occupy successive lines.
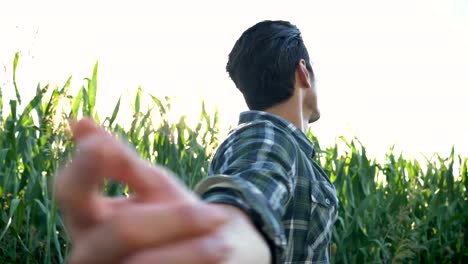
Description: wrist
xmin=214 ymin=204 xmax=271 ymax=264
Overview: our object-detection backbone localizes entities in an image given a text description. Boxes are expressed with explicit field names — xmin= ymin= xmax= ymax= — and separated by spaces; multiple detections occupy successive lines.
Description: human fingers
xmin=69 ymin=118 xmax=106 ymax=141
xmin=54 ymin=135 xmax=113 ymax=238
xmin=55 ymin=119 xmax=119 ymax=234
xmin=122 ymin=232 xmax=232 ymax=264
xmin=71 ymin=118 xmax=195 ymax=203
xmin=55 ymin=125 xmax=192 ymax=232
xmin=55 ymin=137 xmax=140 ymax=238
xmin=68 ymin=203 xmax=229 ymax=264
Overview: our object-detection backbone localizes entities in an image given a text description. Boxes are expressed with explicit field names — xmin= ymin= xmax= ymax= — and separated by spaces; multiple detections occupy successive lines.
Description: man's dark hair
xmin=226 ymin=20 xmax=314 ymax=110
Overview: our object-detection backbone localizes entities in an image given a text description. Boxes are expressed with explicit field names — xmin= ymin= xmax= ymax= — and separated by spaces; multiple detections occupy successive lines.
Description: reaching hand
xmin=54 ymin=118 xmax=233 ymax=263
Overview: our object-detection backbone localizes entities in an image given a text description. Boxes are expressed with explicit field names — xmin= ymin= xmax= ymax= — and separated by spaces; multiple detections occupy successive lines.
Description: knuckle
xmin=175 ymin=204 xmax=200 ymax=224
xmin=113 ymin=151 xmax=133 ymax=173
xmin=106 ymin=141 xmax=136 ymax=175
xmin=77 ymin=137 xmax=103 ymax=162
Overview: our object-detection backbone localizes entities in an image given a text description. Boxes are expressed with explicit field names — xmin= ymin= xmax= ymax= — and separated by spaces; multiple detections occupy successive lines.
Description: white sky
xmin=1 ymin=0 xmax=467 ymax=160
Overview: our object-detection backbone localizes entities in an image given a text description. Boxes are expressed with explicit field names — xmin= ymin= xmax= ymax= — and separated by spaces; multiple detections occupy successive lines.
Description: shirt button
xmin=325 ymin=198 xmax=330 ymax=205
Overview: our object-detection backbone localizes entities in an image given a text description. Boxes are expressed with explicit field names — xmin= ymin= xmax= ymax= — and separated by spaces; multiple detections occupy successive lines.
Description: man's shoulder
xmin=216 ymin=119 xmax=298 ymax=151
xmin=209 ymin=118 xmax=300 ymax=175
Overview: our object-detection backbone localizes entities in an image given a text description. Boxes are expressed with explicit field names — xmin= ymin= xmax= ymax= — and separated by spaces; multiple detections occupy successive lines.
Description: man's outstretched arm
xmin=196 ymin=122 xmax=298 ymax=263
xmin=124 ymin=204 xmax=272 ymax=264
xmin=55 ymin=118 xmax=271 ymax=264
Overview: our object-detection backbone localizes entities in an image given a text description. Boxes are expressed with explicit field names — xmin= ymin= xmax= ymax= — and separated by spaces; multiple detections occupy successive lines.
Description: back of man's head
xmin=226 ymin=20 xmax=314 ymax=111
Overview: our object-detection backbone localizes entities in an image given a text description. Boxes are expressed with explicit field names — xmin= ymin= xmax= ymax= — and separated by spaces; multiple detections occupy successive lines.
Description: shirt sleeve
xmin=194 ymin=121 xmax=297 ymax=263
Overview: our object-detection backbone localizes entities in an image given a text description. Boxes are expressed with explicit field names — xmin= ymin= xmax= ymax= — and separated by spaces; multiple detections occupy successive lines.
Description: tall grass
xmin=310 ymin=135 xmax=468 ymax=263
xmin=0 ymin=53 xmax=467 ymax=263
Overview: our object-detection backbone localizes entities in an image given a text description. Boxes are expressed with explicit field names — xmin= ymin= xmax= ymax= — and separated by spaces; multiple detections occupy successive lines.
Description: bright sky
xmin=1 ymin=0 xmax=467 ymax=160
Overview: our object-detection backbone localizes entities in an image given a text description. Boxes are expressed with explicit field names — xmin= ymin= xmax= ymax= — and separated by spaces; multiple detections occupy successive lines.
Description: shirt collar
xmin=238 ymin=111 xmax=316 ymax=158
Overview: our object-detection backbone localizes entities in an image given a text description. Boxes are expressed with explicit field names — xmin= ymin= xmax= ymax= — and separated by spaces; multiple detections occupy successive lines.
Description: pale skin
xmin=54 ymin=59 xmax=318 ymax=264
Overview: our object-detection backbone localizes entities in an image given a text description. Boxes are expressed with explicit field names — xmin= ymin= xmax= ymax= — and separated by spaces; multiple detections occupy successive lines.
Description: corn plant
xmin=310 ymin=132 xmax=468 ymax=263
xmin=0 ymin=53 xmax=218 ymax=263
xmin=0 ymin=53 xmax=466 ymax=263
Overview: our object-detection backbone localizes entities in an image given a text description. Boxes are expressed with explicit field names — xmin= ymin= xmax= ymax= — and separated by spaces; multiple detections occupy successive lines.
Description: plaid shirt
xmin=195 ymin=111 xmax=338 ymax=263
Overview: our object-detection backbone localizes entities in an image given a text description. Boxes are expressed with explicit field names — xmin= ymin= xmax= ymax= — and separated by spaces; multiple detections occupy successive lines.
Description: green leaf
xmin=108 ymin=96 xmax=121 ymax=127
xmin=9 ymin=99 xmax=17 ymax=120
xmin=150 ymin=94 xmax=166 ymax=116
xmin=70 ymin=86 xmax=84 ymax=118
xmin=18 ymin=92 xmax=43 ymax=126
xmin=82 ymin=86 xmax=89 ymax=116
xmin=0 ymin=199 xmax=22 ymax=242
xmin=0 ymin=85 xmax=3 ymax=123
xmin=134 ymin=86 xmax=142 ymax=114
xmin=87 ymin=61 xmax=98 ymax=116
xmin=13 ymin=52 xmax=21 ymax=104
xmin=34 ymin=199 xmax=48 ymax=216
xmin=60 ymin=76 xmax=73 ymax=94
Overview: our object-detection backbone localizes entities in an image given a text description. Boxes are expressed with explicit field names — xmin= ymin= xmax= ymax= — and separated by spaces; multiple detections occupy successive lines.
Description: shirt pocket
xmin=306 ymin=180 xmax=338 ymax=251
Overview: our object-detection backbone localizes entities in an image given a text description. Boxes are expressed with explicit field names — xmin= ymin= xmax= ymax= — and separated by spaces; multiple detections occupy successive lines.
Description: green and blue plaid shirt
xmin=195 ymin=111 xmax=338 ymax=263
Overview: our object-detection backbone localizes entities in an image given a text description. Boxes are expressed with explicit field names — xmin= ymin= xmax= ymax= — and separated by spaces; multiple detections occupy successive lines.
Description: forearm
xmin=214 ymin=204 xmax=271 ymax=264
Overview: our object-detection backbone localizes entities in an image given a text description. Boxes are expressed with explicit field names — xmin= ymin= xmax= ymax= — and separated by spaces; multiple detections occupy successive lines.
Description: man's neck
xmin=264 ymin=98 xmax=306 ymax=132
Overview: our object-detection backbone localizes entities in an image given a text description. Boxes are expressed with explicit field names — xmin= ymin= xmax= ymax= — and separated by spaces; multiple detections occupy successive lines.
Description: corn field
xmin=0 ymin=54 xmax=467 ymax=263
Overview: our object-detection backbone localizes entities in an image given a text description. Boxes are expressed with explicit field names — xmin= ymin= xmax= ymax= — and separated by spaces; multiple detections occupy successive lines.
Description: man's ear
xmin=296 ymin=59 xmax=312 ymax=89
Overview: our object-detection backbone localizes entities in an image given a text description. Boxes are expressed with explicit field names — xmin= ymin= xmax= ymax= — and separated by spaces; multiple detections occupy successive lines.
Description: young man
xmin=55 ymin=20 xmax=338 ymax=264
xmin=196 ymin=20 xmax=338 ymax=263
